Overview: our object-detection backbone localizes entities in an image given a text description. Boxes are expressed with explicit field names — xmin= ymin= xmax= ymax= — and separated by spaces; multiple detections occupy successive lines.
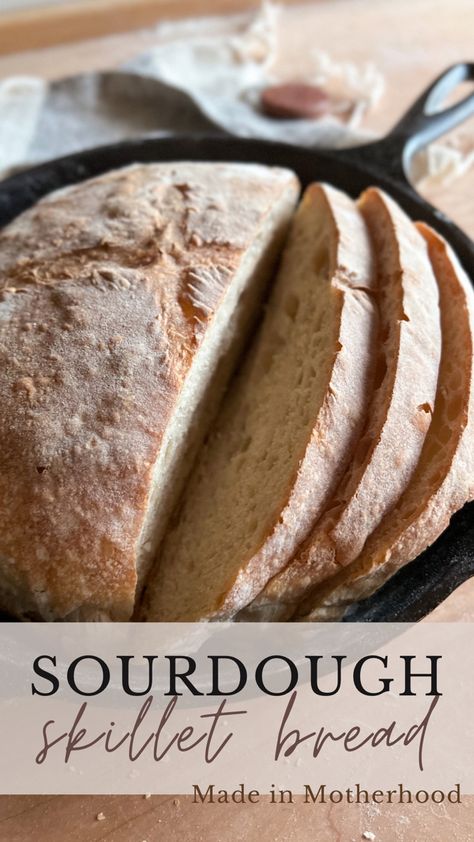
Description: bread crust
xmin=299 ymin=223 xmax=474 ymax=620
xmin=0 ymin=161 xmax=299 ymax=620
xmin=146 ymin=183 xmax=377 ymax=621
xmin=254 ymin=189 xmax=442 ymax=620
xmin=237 ymin=185 xmax=379 ymax=620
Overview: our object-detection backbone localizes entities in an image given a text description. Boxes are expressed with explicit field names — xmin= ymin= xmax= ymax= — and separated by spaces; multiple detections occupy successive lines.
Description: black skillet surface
xmin=0 ymin=64 xmax=473 ymax=622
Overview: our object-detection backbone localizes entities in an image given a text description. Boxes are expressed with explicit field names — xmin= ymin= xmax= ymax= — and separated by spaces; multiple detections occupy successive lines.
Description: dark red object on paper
xmin=261 ymin=82 xmax=331 ymax=119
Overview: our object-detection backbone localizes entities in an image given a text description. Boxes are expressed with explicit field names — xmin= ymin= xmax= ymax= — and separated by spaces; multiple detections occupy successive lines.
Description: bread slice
xmin=142 ymin=183 xmax=377 ymax=621
xmin=250 ymin=188 xmax=442 ymax=621
xmin=0 ymin=161 xmax=299 ymax=621
xmin=298 ymin=223 xmax=474 ymax=620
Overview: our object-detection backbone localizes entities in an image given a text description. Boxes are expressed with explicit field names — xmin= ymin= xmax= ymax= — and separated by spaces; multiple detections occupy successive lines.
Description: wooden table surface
xmin=0 ymin=1 xmax=473 ymax=839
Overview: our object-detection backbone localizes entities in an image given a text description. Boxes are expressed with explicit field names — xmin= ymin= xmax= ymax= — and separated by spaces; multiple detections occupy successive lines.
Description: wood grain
xmin=0 ymin=0 xmax=303 ymax=55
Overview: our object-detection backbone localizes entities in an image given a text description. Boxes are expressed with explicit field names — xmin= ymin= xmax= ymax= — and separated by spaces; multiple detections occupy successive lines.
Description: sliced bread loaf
xmin=298 ymin=223 xmax=474 ymax=620
xmin=0 ymin=161 xmax=299 ymax=620
xmin=248 ymin=188 xmax=442 ymax=620
xmin=142 ymin=183 xmax=377 ymax=621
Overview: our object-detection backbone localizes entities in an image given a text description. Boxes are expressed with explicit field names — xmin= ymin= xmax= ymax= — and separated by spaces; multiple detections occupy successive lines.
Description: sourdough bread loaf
xmin=249 ymin=188 xmax=443 ymax=620
xmin=143 ymin=183 xmax=377 ymax=622
xmin=299 ymin=223 xmax=474 ymax=620
xmin=0 ymin=161 xmax=299 ymax=620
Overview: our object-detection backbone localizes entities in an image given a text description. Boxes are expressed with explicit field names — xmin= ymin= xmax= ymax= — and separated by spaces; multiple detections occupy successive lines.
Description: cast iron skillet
xmin=1 ymin=64 xmax=473 ymax=622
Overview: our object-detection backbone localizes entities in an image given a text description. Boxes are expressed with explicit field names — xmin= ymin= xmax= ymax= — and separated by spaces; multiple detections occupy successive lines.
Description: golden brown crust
xmin=257 ymin=189 xmax=442 ymax=619
xmin=300 ymin=223 xmax=474 ymax=620
xmin=0 ymin=161 xmax=299 ymax=620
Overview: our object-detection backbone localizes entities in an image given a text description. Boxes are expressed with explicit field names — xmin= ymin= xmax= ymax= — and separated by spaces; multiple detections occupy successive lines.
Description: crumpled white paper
xmin=128 ymin=1 xmax=384 ymax=149
xmin=0 ymin=76 xmax=47 ymax=173
xmin=0 ymin=1 xmax=471 ymax=190
xmin=410 ymin=140 xmax=474 ymax=190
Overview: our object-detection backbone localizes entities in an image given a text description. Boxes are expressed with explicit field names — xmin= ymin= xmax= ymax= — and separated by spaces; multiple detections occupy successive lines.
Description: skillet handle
xmin=350 ymin=62 xmax=474 ymax=186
